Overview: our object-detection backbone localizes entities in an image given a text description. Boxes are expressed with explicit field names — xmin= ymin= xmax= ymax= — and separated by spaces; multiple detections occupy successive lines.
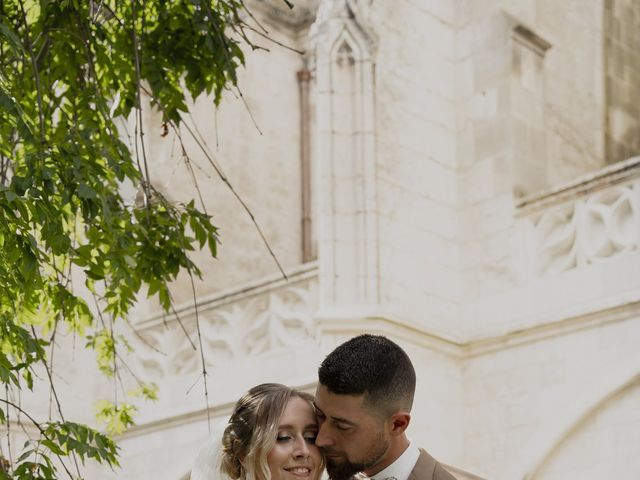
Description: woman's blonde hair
xmin=220 ymin=383 xmax=317 ymax=480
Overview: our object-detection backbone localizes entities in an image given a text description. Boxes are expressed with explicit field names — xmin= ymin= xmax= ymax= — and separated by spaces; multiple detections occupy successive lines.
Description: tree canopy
xmin=0 ymin=0 xmax=286 ymax=477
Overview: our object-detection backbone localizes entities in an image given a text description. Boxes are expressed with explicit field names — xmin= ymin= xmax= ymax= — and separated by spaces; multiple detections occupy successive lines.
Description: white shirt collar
xmin=370 ymin=441 xmax=420 ymax=480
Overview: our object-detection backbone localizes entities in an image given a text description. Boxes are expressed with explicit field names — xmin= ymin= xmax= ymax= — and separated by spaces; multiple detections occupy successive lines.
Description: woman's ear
xmin=389 ymin=412 xmax=411 ymax=436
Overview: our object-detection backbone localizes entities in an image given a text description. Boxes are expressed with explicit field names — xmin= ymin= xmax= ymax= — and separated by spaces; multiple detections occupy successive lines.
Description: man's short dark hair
xmin=318 ymin=334 xmax=416 ymax=416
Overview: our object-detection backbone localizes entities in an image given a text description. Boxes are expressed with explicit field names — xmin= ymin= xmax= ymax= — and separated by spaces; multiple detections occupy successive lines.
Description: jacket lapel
xmin=407 ymin=449 xmax=437 ymax=480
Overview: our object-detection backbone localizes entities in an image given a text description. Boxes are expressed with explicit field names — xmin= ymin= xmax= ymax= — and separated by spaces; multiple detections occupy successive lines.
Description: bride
xmin=192 ymin=383 xmax=325 ymax=480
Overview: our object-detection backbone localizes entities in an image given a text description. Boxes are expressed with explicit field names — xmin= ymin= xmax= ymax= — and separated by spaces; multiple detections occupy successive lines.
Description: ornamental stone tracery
xmin=128 ymin=274 xmax=319 ymax=380
xmin=521 ymin=177 xmax=640 ymax=277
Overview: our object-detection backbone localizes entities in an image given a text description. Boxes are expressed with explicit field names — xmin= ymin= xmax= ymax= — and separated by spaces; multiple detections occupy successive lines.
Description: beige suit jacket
xmin=407 ymin=449 xmax=457 ymax=480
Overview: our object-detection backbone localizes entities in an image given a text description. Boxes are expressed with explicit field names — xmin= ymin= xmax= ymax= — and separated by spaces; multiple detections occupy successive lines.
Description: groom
xmin=314 ymin=334 xmax=456 ymax=480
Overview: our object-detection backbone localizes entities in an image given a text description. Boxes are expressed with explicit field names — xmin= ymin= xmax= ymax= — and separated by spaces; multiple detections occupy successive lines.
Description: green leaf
xmin=78 ymin=183 xmax=97 ymax=200
xmin=4 ymin=190 xmax=17 ymax=203
xmin=0 ymin=22 xmax=23 ymax=54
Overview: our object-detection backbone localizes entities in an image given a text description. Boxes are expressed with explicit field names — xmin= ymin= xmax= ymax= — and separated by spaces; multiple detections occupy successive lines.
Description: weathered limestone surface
xmin=605 ymin=0 xmax=640 ymax=164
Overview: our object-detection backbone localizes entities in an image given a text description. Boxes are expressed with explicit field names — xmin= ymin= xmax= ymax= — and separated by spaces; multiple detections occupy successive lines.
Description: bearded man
xmin=314 ymin=334 xmax=456 ymax=480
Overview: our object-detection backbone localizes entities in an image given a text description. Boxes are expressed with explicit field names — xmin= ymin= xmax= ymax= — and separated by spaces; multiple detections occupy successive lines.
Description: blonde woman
xmin=219 ymin=383 xmax=324 ymax=480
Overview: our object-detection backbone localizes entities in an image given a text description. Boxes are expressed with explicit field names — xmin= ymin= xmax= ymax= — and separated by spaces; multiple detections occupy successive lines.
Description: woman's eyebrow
xmin=277 ymin=423 xmax=319 ymax=430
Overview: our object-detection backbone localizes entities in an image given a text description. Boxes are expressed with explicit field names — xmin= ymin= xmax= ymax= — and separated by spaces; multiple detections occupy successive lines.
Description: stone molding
xmin=129 ymin=270 xmax=640 ymax=372
xmin=463 ymin=299 xmax=640 ymax=358
xmin=516 ymin=155 xmax=640 ymax=212
xmin=135 ymin=262 xmax=318 ymax=328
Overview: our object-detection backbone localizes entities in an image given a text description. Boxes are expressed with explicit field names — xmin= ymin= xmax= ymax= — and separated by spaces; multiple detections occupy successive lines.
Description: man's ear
xmin=389 ymin=412 xmax=411 ymax=436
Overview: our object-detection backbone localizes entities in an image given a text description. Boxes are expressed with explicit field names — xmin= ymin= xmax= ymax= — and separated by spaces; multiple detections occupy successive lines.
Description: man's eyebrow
xmin=329 ymin=416 xmax=357 ymax=427
xmin=312 ymin=404 xmax=357 ymax=427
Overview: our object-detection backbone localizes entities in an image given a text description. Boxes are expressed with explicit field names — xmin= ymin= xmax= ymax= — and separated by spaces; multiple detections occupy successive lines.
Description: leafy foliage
xmin=0 ymin=0 xmax=282 ymax=477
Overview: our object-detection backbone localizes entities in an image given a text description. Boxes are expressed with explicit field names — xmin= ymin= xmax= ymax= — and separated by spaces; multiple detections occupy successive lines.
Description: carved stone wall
xmin=129 ymin=267 xmax=319 ymax=381
xmin=518 ymin=158 xmax=640 ymax=279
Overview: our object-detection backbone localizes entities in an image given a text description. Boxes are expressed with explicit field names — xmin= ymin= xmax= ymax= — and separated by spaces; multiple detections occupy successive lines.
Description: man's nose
xmin=315 ymin=424 xmax=333 ymax=448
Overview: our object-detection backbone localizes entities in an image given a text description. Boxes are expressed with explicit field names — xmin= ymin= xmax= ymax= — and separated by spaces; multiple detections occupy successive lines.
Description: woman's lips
xmin=284 ymin=467 xmax=313 ymax=477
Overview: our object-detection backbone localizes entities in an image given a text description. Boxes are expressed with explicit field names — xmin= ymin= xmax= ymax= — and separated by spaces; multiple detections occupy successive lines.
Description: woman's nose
xmin=293 ymin=437 xmax=310 ymax=458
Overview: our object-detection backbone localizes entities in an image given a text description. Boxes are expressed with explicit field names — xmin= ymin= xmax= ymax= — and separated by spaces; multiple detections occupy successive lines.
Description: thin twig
xmin=201 ymin=2 xmax=264 ymax=134
xmin=122 ymin=319 xmax=166 ymax=356
xmin=114 ymin=350 xmax=146 ymax=388
xmin=92 ymin=292 xmax=128 ymax=406
xmin=4 ymin=386 xmax=13 ymax=471
xmin=109 ymin=315 xmax=118 ymax=407
xmin=30 ymin=326 xmax=83 ymax=478
xmin=91 ymin=0 xmax=106 ymax=23
xmin=46 ymin=318 xmax=61 ymax=420
xmin=78 ymin=2 xmax=130 ymax=173
xmin=100 ymin=2 xmax=125 ymax=28
xmin=131 ymin=0 xmax=152 ymax=206
xmin=136 ymin=84 xmax=285 ymax=279
xmin=178 ymin=115 xmax=287 ymax=279
xmin=170 ymin=125 xmax=210 ymax=180
xmin=179 ymin=142 xmax=208 ymax=215
xmin=113 ymin=352 xmax=128 ymax=404
xmin=186 ymin=112 xmax=217 ymax=177
xmin=17 ymin=0 xmax=45 ymax=141
xmin=239 ymin=20 xmax=305 ymax=55
xmin=238 ymin=0 xmax=269 ymax=34
xmin=214 ymin=107 xmax=220 ymax=150
xmin=236 ymin=86 xmax=263 ymax=135
xmin=185 ymin=372 xmax=204 ymax=396
xmin=187 ymin=267 xmax=211 ymax=431
xmin=169 ymin=302 xmax=197 ymax=350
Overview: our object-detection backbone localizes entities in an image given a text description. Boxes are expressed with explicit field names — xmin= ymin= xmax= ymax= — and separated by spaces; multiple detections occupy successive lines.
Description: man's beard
xmin=322 ymin=436 xmax=388 ymax=480
xmin=325 ymin=457 xmax=366 ymax=480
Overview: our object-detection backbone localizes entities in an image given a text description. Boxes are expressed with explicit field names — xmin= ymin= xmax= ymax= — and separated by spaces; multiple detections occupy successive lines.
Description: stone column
xmin=308 ymin=0 xmax=379 ymax=316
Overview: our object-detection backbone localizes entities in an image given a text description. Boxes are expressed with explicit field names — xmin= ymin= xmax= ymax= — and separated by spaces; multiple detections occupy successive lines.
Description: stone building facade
xmin=80 ymin=0 xmax=640 ymax=478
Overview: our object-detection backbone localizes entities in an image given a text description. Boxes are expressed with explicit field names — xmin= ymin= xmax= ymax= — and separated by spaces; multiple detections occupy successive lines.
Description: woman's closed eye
xmin=276 ymin=431 xmax=318 ymax=443
xmin=276 ymin=433 xmax=293 ymax=442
